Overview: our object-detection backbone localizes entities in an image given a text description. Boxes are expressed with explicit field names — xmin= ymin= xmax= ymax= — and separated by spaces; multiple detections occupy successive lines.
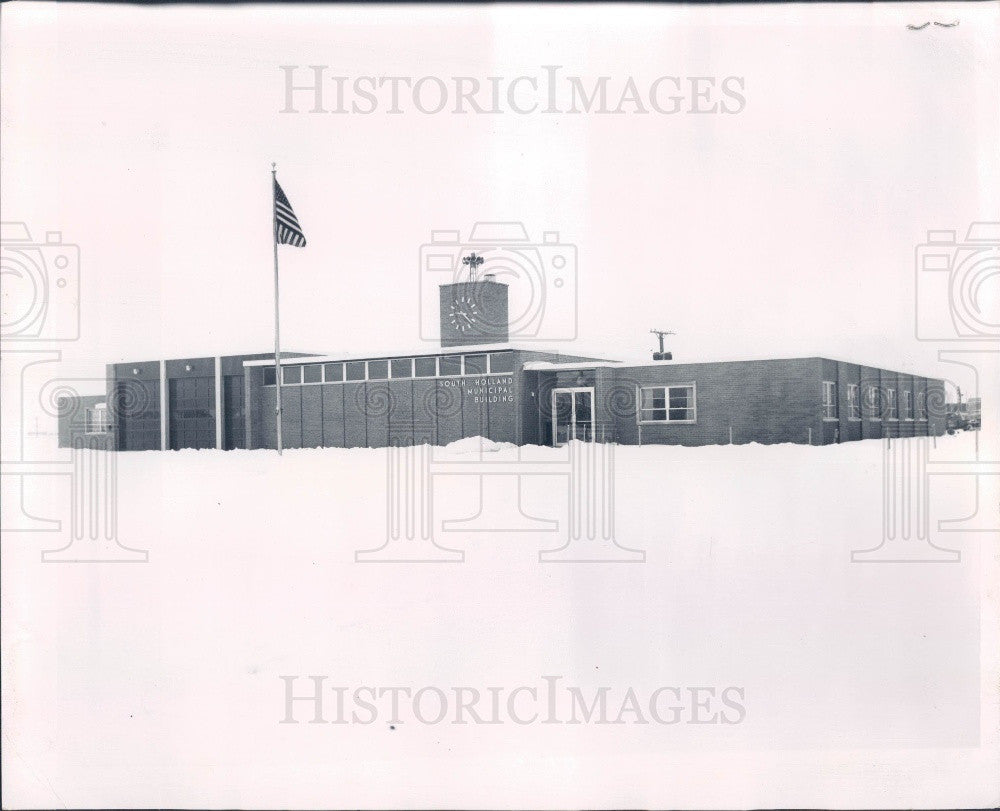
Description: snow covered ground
xmin=3 ymin=431 xmax=997 ymax=808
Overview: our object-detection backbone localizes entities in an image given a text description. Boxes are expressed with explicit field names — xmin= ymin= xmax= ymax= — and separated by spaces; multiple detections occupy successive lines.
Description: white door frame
xmin=551 ymin=386 xmax=596 ymax=445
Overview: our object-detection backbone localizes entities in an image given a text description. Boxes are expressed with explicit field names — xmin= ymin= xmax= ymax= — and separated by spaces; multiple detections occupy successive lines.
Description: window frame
xmin=463 ymin=353 xmax=488 ymax=376
xmin=822 ymin=380 xmax=838 ymax=421
xmin=413 ymin=356 xmax=439 ymax=378
xmin=260 ymin=353 xmax=517 ymax=385
xmin=488 ymin=352 xmax=514 ymax=374
xmin=866 ymin=384 xmax=882 ymax=421
xmin=302 ymin=363 xmax=323 ymax=385
xmin=902 ymin=390 xmax=913 ymax=421
xmin=847 ymin=383 xmax=861 ymax=421
xmin=366 ymin=359 xmax=390 ymax=381
xmin=886 ymin=387 xmax=898 ymax=421
xmin=345 ymin=361 xmax=367 ymax=382
xmin=84 ymin=402 xmax=111 ymax=434
xmin=389 ymin=357 xmax=413 ymax=379
xmin=637 ymin=383 xmax=697 ymax=424
xmin=438 ymin=355 xmax=463 ymax=377
xmin=916 ymin=390 xmax=928 ymax=421
xmin=323 ymin=362 xmax=344 ymax=383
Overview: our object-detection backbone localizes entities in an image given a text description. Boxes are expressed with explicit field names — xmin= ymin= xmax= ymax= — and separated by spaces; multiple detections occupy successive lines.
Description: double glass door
xmin=551 ymin=387 xmax=595 ymax=445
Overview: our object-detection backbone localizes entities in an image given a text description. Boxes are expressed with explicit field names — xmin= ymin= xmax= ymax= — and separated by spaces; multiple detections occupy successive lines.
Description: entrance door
xmin=168 ymin=377 xmax=215 ymax=450
xmin=551 ymin=387 xmax=595 ymax=445
xmin=223 ymin=375 xmax=245 ymax=450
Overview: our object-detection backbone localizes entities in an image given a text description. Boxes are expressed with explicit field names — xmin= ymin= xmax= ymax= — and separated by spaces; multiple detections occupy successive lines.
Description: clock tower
xmin=439 ymin=278 xmax=509 ymax=347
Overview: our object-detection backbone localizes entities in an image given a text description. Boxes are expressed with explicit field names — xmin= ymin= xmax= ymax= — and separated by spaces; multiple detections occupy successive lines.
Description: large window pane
xmin=391 ymin=358 xmax=413 ymax=378
xmin=439 ymin=356 xmax=462 ymax=376
xmin=324 ymin=363 xmax=343 ymax=382
xmin=263 ymin=366 xmax=276 ymax=386
xmin=464 ymin=354 xmax=487 ymax=374
xmin=282 ymin=365 xmax=302 ymax=384
xmin=346 ymin=361 xmax=366 ymax=381
xmin=669 ymin=386 xmax=694 ymax=420
xmin=641 ymin=385 xmax=694 ymax=422
xmin=414 ymin=357 xmax=437 ymax=377
xmin=489 ymin=352 xmax=514 ymax=373
xmin=368 ymin=360 xmax=389 ymax=380
xmin=303 ymin=364 xmax=322 ymax=384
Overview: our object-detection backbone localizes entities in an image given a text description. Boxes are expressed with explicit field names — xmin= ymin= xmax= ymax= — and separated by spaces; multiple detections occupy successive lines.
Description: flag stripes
xmin=273 ymin=179 xmax=307 ymax=247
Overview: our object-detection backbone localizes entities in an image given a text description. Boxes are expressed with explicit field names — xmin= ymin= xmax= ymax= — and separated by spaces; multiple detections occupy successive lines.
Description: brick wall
xmin=605 ymin=358 xmax=821 ymax=446
xmin=595 ymin=358 xmax=945 ymax=447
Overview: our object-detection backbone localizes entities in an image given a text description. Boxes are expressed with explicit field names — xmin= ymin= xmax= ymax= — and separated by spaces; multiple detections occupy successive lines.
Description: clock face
xmin=448 ymin=296 xmax=479 ymax=333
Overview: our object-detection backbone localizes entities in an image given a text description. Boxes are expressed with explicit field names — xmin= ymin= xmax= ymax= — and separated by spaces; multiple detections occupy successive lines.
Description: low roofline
xmin=242 ymin=342 xmax=615 ymax=367
xmin=526 ymin=355 xmax=945 ymax=381
xmin=523 ymin=361 xmax=625 ymax=371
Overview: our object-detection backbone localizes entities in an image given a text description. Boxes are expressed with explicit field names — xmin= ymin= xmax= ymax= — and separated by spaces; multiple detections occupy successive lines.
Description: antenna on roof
xmin=650 ymin=328 xmax=675 ymax=361
xmin=462 ymin=252 xmax=484 ymax=281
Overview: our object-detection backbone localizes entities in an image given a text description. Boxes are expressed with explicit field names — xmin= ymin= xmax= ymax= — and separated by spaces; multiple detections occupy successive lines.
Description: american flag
xmin=273 ymin=179 xmax=307 ymax=247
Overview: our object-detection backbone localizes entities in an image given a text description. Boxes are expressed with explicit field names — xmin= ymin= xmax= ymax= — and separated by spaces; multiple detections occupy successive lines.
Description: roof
xmin=242 ymin=342 xmax=616 ymax=367
xmin=525 ymin=354 xmax=945 ymax=381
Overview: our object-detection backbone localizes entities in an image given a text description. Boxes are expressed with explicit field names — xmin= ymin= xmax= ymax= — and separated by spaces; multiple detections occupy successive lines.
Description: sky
xmin=2 ymin=2 xmax=998 ymax=388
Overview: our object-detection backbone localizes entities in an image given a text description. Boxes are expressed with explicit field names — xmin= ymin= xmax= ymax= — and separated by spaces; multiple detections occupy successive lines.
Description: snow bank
xmin=3 ymin=431 xmax=992 ymax=808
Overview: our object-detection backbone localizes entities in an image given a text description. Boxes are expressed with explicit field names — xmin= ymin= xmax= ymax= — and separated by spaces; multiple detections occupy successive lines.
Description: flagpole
xmin=271 ymin=162 xmax=283 ymax=455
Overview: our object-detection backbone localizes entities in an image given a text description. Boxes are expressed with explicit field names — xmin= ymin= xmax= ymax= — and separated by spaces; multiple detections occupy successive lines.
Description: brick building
xmin=60 ymin=279 xmax=946 ymax=449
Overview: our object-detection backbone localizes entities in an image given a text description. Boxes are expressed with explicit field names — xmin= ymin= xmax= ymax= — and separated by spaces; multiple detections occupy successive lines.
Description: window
xmin=345 ymin=361 xmax=366 ymax=381
xmin=390 ymin=358 xmax=413 ymax=378
xmin=439 ymin=355 xmax=462 ymax=376
xmin=916 ymin=391 xmax=927 ymax=420
xmin=822 ymin=381 xmax=838 ymax=420
xmin=303 ymin=364 xmax=322 ymax=384
xmin=464 ymin=354 xmax=487 ymax=374
xmin=263 ymin=366 xmax=276 ymax=386
xmin=367 ymin=360 xmax=389 ymax=380
xmin=324 ymin=363 xmax=343 ymax=383
xmin=886 ymin=388 xmax=898 ymax=420
xmin=85 ymin=403 xmax=110 ymax=434
xmin=414 ymin=357 xmax=438 ymax=377
xmin=847 ymin=383 xmax=860 ymax=420
xmin=902 ymin=390 xmax=912 ymax=420
xmin=639 ymin=385 xmax=696 ymax=423
xmin=282 ymin=365 xmax=302 ymax=385
xmin=866 ymin=385 xmax=881 ymax=420
xmin=489 ymin=352 xmax=514 ymax=374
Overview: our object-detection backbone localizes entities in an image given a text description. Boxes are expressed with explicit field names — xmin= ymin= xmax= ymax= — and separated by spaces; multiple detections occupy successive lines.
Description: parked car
xmin=946 ymin=411 xmax=968 ymax=434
